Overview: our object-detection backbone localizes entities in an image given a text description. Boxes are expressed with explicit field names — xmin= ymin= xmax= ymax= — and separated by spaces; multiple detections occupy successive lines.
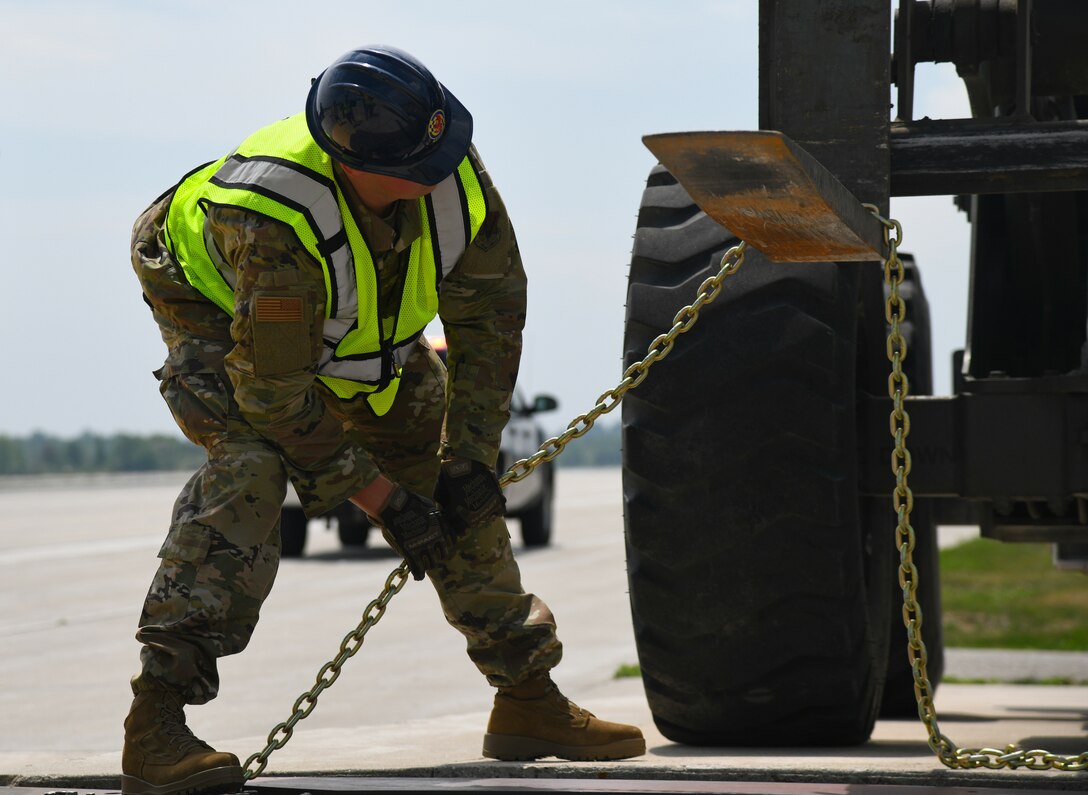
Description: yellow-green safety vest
xmin=163 ymin=112 xmax=487 ymax=415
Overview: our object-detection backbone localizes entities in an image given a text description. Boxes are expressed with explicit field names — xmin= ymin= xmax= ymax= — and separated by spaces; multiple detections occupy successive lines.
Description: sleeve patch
xmin=252 ymin=290 xmax=312 ymax=376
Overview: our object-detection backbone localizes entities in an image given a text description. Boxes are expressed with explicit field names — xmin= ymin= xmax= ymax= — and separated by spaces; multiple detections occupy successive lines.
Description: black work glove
xmin=374 ymin=487 xmax=454 ymax=580
xmin=436 ymin=456 xmax=507 ymax=535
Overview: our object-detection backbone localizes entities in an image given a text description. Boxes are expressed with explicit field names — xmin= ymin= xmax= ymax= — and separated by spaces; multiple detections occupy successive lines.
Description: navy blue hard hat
xmin=305 ymin=46 xmax=473 ymax=186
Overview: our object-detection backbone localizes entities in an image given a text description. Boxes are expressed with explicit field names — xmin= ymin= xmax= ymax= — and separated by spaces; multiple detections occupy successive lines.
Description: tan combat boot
xmin=482 ymin=674 xmax=646 ymax=761
xmin=122 ymin=690 xmax=244 ymax=795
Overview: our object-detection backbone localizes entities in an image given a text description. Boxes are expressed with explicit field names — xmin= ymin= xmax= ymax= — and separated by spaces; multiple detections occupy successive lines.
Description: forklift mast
xmin=764 ymin=0 xmax=1088 ymax=544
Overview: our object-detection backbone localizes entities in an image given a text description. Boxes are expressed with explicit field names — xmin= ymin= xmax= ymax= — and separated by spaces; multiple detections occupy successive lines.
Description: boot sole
xmin=121 ymin=766 xmax=244 ymax=795
xmin=482 ymin=733 xmax=646 ymax=761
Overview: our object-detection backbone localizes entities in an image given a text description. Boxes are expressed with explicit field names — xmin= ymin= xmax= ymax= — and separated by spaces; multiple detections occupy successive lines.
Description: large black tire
xmin=337 ymin=505 xmax=371 ymax=548
xmin=280 ymin=507 xmax=308 ymax=559
xmin=518 ymin=464 xmax=555 ymax=548
xmin=878 ymin=259 xmax=945 ymax=717
xmin=621 ymin=165 xmax=893 ymax=746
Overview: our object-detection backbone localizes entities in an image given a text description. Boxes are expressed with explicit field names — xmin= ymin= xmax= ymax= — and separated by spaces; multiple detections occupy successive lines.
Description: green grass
xmin=611 ymin=538 xmax=1084 ymax=683
xmin=939 ymin=538 xmax=1088 ymax=651
xmin=613 ymin=663 xmax=641 ymax=679
xmin=944 ymin=676 xmax=1088 ymax=685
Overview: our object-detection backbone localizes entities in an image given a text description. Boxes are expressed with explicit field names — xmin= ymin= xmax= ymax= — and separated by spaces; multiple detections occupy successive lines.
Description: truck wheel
xmin=280 ymin=507 xmax=308 ymax=559
xmin=518 ymin=465 xmax=554 ymax=548
xmin=621 ymin=165 xmax=892 ymax=746
xmin=878 ymin=259 xmax=945 ymax=717
xmin=337 ymin=505 xmax=371 ymax=548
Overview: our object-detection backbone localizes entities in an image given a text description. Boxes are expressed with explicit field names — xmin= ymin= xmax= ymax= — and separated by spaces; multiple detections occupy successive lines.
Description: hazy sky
xmin=1 ymin=1 xmax=972 ymax=438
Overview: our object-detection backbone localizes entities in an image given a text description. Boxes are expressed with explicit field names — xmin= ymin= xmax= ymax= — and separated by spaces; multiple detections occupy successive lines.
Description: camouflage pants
xmin=133 ymin=341 xmax=562 ymax=704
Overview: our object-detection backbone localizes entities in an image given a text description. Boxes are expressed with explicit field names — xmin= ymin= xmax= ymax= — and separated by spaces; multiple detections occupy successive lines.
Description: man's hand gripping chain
xmin=373 ymin=487 xmax=453 ymax=580
xmin=371 ymin=456 xmax=506 ymax=581
xmin=436 ymin=456 xmax=506 ymax=533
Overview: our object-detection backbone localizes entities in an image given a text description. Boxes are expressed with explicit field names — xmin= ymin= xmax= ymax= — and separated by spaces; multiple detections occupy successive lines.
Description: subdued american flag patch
xmin=255 ymin=295 xmax=303 ymax=322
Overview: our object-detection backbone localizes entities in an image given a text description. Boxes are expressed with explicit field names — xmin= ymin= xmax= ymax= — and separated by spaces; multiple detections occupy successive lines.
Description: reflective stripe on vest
xmin=163 ymin=113 xmax=487 ymax=414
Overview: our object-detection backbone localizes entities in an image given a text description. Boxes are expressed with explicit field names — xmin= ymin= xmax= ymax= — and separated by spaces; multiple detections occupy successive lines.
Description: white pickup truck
xmin=279 ymin=375 xmax=559 ymax=558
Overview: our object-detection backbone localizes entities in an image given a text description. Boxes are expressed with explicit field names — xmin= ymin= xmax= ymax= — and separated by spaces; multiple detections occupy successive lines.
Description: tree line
xmin=547 ymin=420 xmax=621 ymax=467
xmin=0 ymin=432 xmax=205 ymax=476
xmin=0 ymin=423 xmax=621 ymax=476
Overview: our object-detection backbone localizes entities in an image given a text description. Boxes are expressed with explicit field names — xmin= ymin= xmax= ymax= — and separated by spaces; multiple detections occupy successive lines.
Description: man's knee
xmin=170 ymin=442 xmax=287 ymax=549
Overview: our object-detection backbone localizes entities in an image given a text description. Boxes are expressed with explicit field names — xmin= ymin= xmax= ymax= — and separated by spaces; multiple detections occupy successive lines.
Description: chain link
xmin=501 ymin=243 xmax=748 ymax=487
xmin=865 ymin=203 xmax=1088 ymax=773
xmin=243 ymin=563 xmax=410 ymax=779
xmin=243 ymin=241 xmax=750 ymax=779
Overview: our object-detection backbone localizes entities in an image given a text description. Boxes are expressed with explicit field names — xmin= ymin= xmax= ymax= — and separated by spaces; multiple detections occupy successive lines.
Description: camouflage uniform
xmin=130 ymin=146 xmax=562 ymax=704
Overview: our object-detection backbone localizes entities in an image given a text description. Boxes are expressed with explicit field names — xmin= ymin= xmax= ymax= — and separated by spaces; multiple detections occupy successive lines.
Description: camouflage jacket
xmin=131 ymin=145 xmax=527 ymax=516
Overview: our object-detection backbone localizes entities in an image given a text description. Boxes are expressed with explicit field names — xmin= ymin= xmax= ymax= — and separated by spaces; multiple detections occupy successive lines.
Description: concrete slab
xmin=2 ymin=470 xmax=1085 ymax=793
xmin=2 ymin=679 xmax=1086 ymax=792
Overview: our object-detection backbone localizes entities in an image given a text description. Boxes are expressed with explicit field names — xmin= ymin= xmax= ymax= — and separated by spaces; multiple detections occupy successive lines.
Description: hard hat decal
xmin=427 ymin=109 xmax=446 ymax=142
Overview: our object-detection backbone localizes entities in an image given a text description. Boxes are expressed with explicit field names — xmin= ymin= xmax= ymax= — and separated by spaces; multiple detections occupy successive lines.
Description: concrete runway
xmin=1 ymin=468 xmax=1085 ymax=792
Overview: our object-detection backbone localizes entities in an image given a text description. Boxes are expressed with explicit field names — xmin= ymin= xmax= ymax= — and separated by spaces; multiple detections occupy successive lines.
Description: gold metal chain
xmin=501 ymin=242 xmax=749 ymax=488
xmin=243 ymin=241 xmax=750 ymax=780
xmin=243 ymin=563 xmax=410 ymax=779
xmin=247 ymin=207 xmax=1087 ymax=780
xmin=867 ymin=204 xmax=1088 ymax=772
